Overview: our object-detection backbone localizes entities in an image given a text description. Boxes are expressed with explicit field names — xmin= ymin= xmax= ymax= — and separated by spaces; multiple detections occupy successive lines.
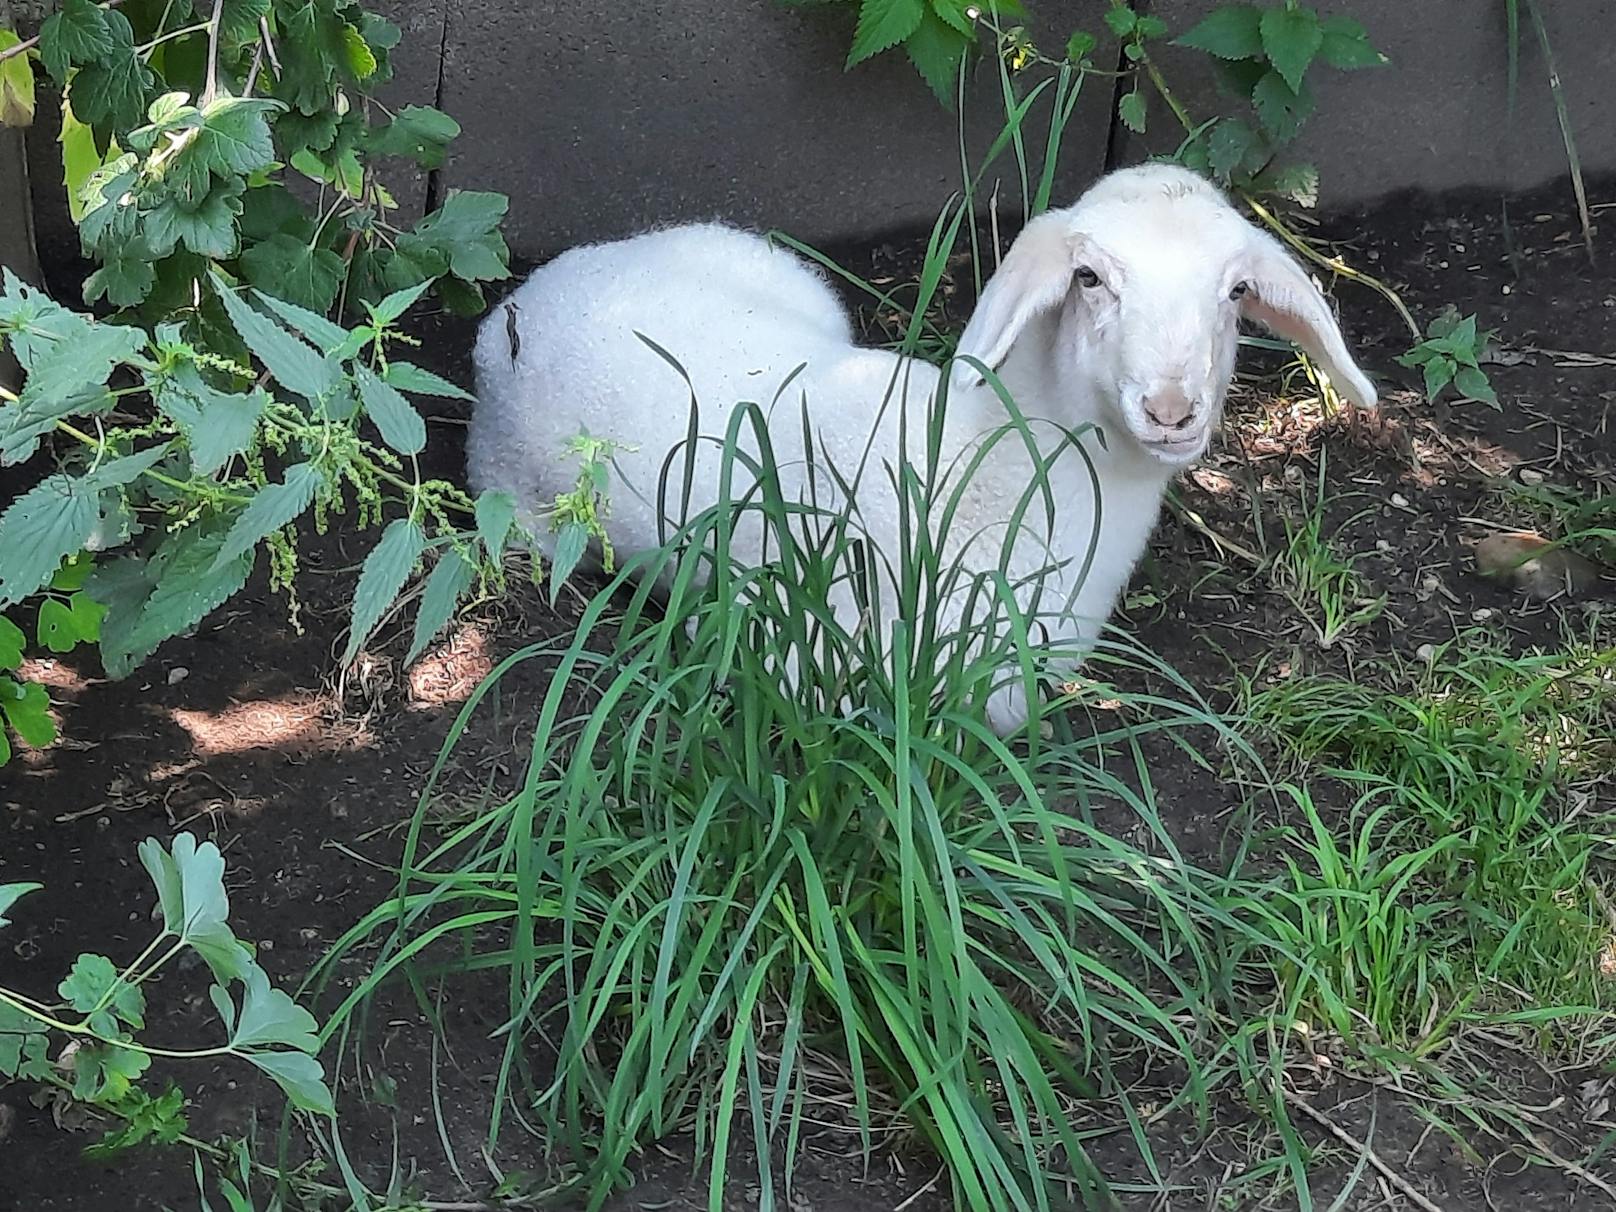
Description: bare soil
xmin=2 ymin=172 xmax=1613 ymax=1211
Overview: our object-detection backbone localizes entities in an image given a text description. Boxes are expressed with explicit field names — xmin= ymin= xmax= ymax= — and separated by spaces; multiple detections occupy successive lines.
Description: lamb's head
xmin=951 ymin=163 xmax=1377 ymax=468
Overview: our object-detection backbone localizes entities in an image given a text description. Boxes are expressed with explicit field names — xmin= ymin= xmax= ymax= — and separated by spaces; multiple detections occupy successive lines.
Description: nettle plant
xmin=0 ymin=834 xmax=331 ymax=1158
xmin=1109 ymin=0 xmax=1386 ymax=203
xmin=0 ymin=0 xmax=607 ymax=764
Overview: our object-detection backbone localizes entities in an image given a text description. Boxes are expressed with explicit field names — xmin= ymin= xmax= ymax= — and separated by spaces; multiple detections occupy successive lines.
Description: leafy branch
xmin=0 ymin=834 xmax=334 ymax=1130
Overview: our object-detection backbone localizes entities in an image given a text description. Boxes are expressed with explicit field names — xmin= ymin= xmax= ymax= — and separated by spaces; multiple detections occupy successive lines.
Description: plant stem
xmin=0 ymin=0 xmax=128 ymax=63
xmin=201 ymin=0 xmax=225 ymax=104
xmin=0 ymin=986 xmax=238 ymax=1059
xmin=54 ymin=420 xmax=254 ymax=505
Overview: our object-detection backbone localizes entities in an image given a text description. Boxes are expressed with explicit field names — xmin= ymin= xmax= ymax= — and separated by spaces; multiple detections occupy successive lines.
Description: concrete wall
xmin=429 ymin=1 xmax=1113 ymax=256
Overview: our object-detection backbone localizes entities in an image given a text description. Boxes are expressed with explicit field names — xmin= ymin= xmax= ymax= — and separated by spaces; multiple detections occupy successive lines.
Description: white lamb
xmin=468 ymin=163 xmax=1377 ymax=734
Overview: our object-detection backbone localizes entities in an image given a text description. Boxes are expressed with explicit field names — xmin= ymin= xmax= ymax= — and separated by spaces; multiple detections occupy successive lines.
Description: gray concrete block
xmin=372 ymin=0 xmax=450 ymax=226
xmin=433 ymin=0 xmax=1115 ymax=259
xmin=1127 ymin=0 xmax=1616 ymax=205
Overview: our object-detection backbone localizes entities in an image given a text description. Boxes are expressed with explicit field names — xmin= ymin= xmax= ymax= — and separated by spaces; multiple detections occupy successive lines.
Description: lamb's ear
xmin=1239 ymin=231 xmax=1377 ymax=409
xmin=951 ymin=211 xmax=1082 ymax=391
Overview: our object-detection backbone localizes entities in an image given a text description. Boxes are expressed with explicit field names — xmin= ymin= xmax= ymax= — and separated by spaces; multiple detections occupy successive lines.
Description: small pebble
xmin=1502 ymin=284 xmax=1513 ymax=295
xmin=1519 ymin=468 xmax=1545 ymax=486
xmin=1283 ymin=464 xmax=1303 ymax=482
xmin=167 ymin=666 xmax=189 ymax=686
xmin=1472 ymin=607 xmax=1495 ymax=622
xmin=1415 ymin=643 xmax=1437 ymax=662
xmin=1390 ymin=492 xmax=1410 ymax=508
xmin=1375 ymin=539 xmax=1392 ymax=552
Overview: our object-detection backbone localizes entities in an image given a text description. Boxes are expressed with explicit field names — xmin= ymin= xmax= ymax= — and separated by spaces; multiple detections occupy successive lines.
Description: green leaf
xmin=1065 ymin=30 xmax=1097 ymax=62
xmin=252 ymin=290 xmax=348 ymax=352
xmin=160 ymin=372 xmax=267 ymax=477
xmin=1135 ymin=14 xmax=1166 ymax=39
xmin=402 ymin=191 xmax=510 ymax=283
xmin=50 ymin=553 xmax=93 ymax=592
xmin=59 ymin=101 xmax=112 ymax=223
xmin=138 ymin=832 xmax=253 ymax=984
xmin=0 ymin=30 xmax=36 ymax=127
xmin=2 ymin=680 xmax=55 ymax=748
xmin=71 ymin=1038 xmax=150 ymax=1103
xmin=406 ymin=548 xmax=475 ymax=665
xmin=1174 ymin=5 xmax=1262 ymax=60
xmin=384 ymin=361 xmax=473 ymax=401
xmin=903 ymin=5 xmax=967 ymax=104
xmin=60 ymin=953 xmax=146 ymax=1033
xmin=240 ymin=235 xmax=346 ymax=315
xmin=549 ymin=521 xmax=590 ymax=605
xmin=211 ymin=273 xmax=339 ymax=400
xmin=1207 ymin=118 xmax=1259 ymax=180
xmin=364 ymin=104 xmax=459 ymax=169
xmin=1118 ymin=89 xmax=1147 ymax=134
xmin=353 ymin=365 xmax=426 ymax=455
xmin=0 ymin=1007 xmax=52 ymax=1080
xmin=0 ymin=616 xmax=24 ymax=667
xmin=367 ymin=279 xmax=433 ymax=328
xmin=0 ymin=475 xmax=101 ymax=606
xmin=17 ymin=320 xmax=145 ymax=415
xmin=145 ymin=186 xmax=244 ymax=259
xmin=37 ymin=597 xmax=82 ymax=653
xmin=475 ymin=489 xmax=517 ymax=560
xmin=69 ymin=13 xmax=152 ymax=130
xmin=1318 ymin=15 xmax=1384 ymax=70
xmin=221 ymin=0 xmax=272 ymax=43
xmin=84 ymin=247 xmax=158 ymax=308
xmin=100 ymin=525 xmax=254 ymax=676
xmin=172 ymin=97 xmax=281 ymax=200
xmin=0 ymin=882 xmax=41 ymax=929
xmin=1423 ymin=356 xmax=1456 ymax=399
xmin=1259 ymin=4 xmax=1322 ymax=93
xmin=1251 ymin=70 xmax=1313 ymax=143
xmin=68 ymin=592 xmax=105 ymax=644
xmin=1103 ymin=4 xmax=1137 ymax=37
xmin=244 ymin=1049 xmax=334 ymax=1117
xmin=211 ymin=965 xmax=334 ymax=1115
xmin=211 ymin=462 xmax=323 ymax=574
xmin=343 ymin=518 xmax=425 ymax=664
xmin=84 ymin=1084 xmax=188 ymax=1160
xmin=38 ymin=0 xmax=113 ymax=82
xmin=1453 ymin=365 xmax=1497 ymax=406
xmin=848 ymin=0 xmax=924 ymax=66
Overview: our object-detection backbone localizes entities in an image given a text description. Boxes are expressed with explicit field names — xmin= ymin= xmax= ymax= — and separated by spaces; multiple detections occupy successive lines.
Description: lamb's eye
xmin=1075 ymin=266 xmax=1101 ymax=289
xmin=1228 ymin=280 xmax=1250 ymax=301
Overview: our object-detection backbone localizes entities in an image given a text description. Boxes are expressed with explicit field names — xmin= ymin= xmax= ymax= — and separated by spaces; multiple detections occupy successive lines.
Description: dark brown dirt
xmin=2 ymin=170 xmax=1614 ymax=1212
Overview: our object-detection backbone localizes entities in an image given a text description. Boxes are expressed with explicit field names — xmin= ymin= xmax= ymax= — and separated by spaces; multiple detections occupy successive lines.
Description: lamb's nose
xmin=1144 ymin=388 xmax=1196 ymax=430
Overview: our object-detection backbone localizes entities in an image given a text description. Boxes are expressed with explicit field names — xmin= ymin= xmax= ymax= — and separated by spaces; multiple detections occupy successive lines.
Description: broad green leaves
xmin=848 ymin=0 xmax=924 ymax=66
xmin=0 ymin=835 xmax=334 ymax=1135
xmin=1398 ymin=309 xmax=1499 ymax=407
xmin=139 ymin=833 xmax=255 ymax=983
xmin=38 ymin=0 xmax=115 ymax=82
xmin=1257 ymin=5 xmax=1322 ymax=93
xmin=1175 ymin=6 xmax=1263 ymax=59
xmin=1168 ymin=3 xmax=1384 ymax=197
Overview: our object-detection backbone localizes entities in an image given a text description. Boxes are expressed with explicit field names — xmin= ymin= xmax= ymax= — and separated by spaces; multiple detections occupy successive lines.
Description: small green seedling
xmin=1398 ymin=307 xmax=1499 ymax=406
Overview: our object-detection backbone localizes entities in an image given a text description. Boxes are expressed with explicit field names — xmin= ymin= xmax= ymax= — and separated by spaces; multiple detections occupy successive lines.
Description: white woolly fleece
xmin=468 ymin=164 xmax=1377 ymax=734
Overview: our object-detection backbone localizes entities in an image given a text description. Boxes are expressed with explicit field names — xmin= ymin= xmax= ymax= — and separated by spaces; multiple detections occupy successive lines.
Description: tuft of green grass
xmin=1266 ymin=453 xmax=1385 ymax=649
xmin=312 ymin=379 xmax=1300 ymax=1210
xmin=1244 ymin=636 xmax=1616 ymax=1054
